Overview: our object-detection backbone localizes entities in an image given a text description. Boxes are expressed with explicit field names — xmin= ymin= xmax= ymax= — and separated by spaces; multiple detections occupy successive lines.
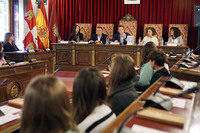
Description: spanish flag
xmin=36 ymin=0 xmax=49 ymax=50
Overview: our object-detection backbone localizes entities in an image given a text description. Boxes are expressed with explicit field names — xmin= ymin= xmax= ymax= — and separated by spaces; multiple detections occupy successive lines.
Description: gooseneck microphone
xmin=52 ymin=68 xmax=62 ymax=75
xmin=0 ymin=78 xmax=9 ymax=88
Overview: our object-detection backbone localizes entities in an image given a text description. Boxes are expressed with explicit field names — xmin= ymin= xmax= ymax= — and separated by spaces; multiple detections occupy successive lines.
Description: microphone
xmin=3 ymin=54 xmax=15 ymax=66
xmin=116 ymin=86 xmax=199 ymax=133
xmin=0 ymin=78 xmax=9 ymax=117
xmin=0 ymin=78 xmax=9 ymax=88
xmin=52 ymin=68 xmax=62 ymax=75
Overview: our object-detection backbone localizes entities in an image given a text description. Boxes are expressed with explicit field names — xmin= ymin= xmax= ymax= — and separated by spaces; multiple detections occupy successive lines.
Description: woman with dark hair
xmin=72 ymin=68 xmax=116 ymax=133
xmin=21 ymin=75 xmax=79 ymax=133
xmin=142 ymin=27 xmax=158 ymax=45
xmin=167 ymin=27 xmax=183 ymax=46
xmin=68 ymin=25 xmax=83 ymax=43
xmin=0 ymin=43 xmax=6 ymax=66
xmin=4 ymin=32 xmax=19 ymax=52
xmin=134 ymin=42 xmax=158 ymax=91
xmin=108 ymin=54 xmax=138 ymax=116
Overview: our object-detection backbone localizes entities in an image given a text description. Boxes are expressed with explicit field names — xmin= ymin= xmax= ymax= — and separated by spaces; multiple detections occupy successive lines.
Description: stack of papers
xmin=0 ymin=105 xmax=21 ymax=125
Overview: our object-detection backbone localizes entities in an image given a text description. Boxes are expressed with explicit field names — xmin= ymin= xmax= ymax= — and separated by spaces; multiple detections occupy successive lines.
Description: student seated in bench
xmin=21 ymin=75 xmax=80 ymax=133
xmin=72 ymin=68 xmax=116 ymax=133
xmin=149 ymin=50 xmax=170 ymax=85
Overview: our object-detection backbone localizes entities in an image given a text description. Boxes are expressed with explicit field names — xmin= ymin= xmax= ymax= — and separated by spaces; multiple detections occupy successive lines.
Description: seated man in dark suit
xmin=111 ymin=25 xmax=130 ymax=45
xmin=89 ymin=27 xmax=108 ymax=44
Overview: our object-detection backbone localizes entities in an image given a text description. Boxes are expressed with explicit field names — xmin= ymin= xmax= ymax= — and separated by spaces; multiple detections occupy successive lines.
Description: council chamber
xmin=0 ymin=0 xmax=200 ymax=133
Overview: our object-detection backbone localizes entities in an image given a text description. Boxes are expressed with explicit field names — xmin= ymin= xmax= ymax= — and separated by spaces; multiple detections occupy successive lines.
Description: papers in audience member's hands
xmin=171 ymin=98 xmax=186 ymax=108
xmin=132 ymin=124 xmax=169 ymax=133
xmin=0 ymin=105 xmax=21 ymax=125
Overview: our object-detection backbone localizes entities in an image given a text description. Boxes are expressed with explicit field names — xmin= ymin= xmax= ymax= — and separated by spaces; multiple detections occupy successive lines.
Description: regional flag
xmin=36 ymin=0 xmax=49 ymax=50
xmin=23 ymin=0 xmax=37 ymax=50
xmin=49 ymin=0 xmax=59 ymax=43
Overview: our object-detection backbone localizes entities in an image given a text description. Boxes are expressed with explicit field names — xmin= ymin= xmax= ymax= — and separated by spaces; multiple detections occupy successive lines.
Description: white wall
xmin=18 ymin=0 xmax=48 ymax=50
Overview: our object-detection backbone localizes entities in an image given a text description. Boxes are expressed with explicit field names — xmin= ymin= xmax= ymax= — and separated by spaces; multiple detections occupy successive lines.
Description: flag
xmin=49 ymin=0 xmax=59 ymax=43
xmin=23 ymin=0 xmax=37 ymax=50
xmin=36 ymin=0 xmax=49 ymax=50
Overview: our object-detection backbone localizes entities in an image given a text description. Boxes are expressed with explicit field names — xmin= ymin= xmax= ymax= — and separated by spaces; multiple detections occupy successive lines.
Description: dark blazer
xmin=111 ymin=32 xmax=130 ymax=45
xmin=150 ymin=67 xmax=169 ymax=85
xmin=4 ymin=43 xmax=19 ymax=52
xmin=68 ymin=33 xmax=83 ymax=42
xmin=108 ymin=79 xmax=138 ymax=116
xmin=88 ymin=33 xmax=108 ymax=44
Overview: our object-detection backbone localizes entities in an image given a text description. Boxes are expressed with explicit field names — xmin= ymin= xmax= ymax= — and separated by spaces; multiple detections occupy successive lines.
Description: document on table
xmin=0 ymin=105 xmax=21 ymax=125
xmin=171 ymin=98 xmax=186 ymax=108
xmin=132 ymin=124 xmax=169 ymax=133
xmin=180 ymin=81 xmax=197 ymax=91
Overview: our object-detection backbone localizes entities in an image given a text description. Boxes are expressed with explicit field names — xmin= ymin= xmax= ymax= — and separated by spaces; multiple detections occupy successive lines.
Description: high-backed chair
xmin=76 ymin=23 xmax=92 ymax=41
xmin=96 ymin=24 xmax=114 ymax=40
xmin=143 ymin=24 xmax=163 ymax=45
xmin=119 ymin=14 xmax=137 ymax=43
xmin=168 ymin=24 xmax=188 ymax=46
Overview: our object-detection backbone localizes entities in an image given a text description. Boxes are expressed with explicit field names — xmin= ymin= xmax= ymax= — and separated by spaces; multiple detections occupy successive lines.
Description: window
xmin=0 ymin=0 xmax=9 ymax=41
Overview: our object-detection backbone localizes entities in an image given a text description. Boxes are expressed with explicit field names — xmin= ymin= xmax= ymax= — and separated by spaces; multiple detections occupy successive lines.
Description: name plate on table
xmin=60 ymin=41 xmax=69 ymax=43
xmin=167 ymin=43 xmax=178 ymax=46
xmin=110 ymin=42 xmax=120 ymax=45
xmin=78 ymin=41 xmax=89 ymax=44
xmin=136 ymin=107 xmax=185 ymax=127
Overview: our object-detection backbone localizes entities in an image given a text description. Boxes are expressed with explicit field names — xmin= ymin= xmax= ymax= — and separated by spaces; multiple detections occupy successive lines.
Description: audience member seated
xmin=89 ymin=26 xmax=108 ymax=44
xmin=167 ymin=27 xmax=183 ymax=46
xmin=4 ymin=32 xmax=19 ymax=52
xmin=108 ymin=54 xmax=138 ymax=116
xmin=149 ymin=50 xmax=170 ymax=85
xmin=134 ymin=42 xmax=158 ymax=91
xmin=111 ymin=25 xmax=130 ymax=45
xmin=72 ymin=68 xmax=116 ymax=133
xmin=142 ymin=27 xmax=158 ymax=45
xmin=0 ymin=43 xmax=6 ymax=66
xmin=21 ymin=75 xmax=80 ymax=133
xmin=68 ymin=25 xmax=84 ymax=43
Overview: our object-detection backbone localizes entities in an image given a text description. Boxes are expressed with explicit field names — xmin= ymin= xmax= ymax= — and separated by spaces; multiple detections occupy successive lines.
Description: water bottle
xmin=58 ymin=35 xmax=61 ymax=43
xmin=138 ymin=37 xmax=141 ymax=45
xmin=77 ymin=36 xmax=80 ymax=42
xmin=186 ymin=48 xmax=191 ymax=58
xmin=106 ymin=37 xmax=109 ymax=44
xmin=160 ymin=37 xmax=164 ymax=46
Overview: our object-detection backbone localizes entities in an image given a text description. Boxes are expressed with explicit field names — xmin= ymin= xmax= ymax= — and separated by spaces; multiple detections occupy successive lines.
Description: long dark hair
xmin=108 ymin=54 xmax=136 ymax=95
xmin=71 ymin=25 xmax=80 ymax=37
xmin=170 ymin=27 xmax=181 ymax=39
xmin=21 ymin=75 xmax=77 ymax=133
xmin=141 ymin=42 xmax=158 ymax=66
xmin=4 ymin=32 xmax=13 ymax=44
xmin=72 ymin=68 xmax=107 ymax=124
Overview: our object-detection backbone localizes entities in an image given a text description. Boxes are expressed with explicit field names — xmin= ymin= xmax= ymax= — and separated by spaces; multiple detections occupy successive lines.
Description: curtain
xmin=48 ymin=0 xmax=200 ymax=48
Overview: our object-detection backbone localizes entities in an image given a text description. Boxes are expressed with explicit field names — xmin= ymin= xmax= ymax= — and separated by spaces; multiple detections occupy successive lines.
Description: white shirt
xmin=142 ymin=36 xmax=159 ymax=46
xmin=78 ymin=104 xmax=116 ymax=133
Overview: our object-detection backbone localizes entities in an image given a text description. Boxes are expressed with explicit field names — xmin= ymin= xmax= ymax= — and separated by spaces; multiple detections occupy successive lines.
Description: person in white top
xmin=142 ymin=27 xmax=159 ymax=46
xmin=167 ymin=27 xmax=183 ymax=46
xmin=72 ymin=68 xmax=116 ymax=133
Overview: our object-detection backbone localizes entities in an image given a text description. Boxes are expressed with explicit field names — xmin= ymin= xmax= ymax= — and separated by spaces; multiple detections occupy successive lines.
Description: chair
xmin=96 ymin=24 xmax=114 ymax=40
xmin=76 ymin=23 xmax=92 ymax=41
xmin=168 ymin=24 xmax=188 ymax=46
xmin=143 ymin=24 xmax=163 ymax=45
xmin=119 ymin=14 xmax=137 ymax=43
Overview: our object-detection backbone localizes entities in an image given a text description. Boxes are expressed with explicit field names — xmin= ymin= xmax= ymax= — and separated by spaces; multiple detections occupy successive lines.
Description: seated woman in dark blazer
xmin=108 ymin=54 xmax=138 ymax=115
xmin=111 ymin=25 xmax=130 ymax=45
xmin=89 ymin=27 xmax=108 ymax=44
xmin=68 ymin=25 xmax=83 ymax=43
xmin=4 ymin=32 xmax=19 ymax=52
